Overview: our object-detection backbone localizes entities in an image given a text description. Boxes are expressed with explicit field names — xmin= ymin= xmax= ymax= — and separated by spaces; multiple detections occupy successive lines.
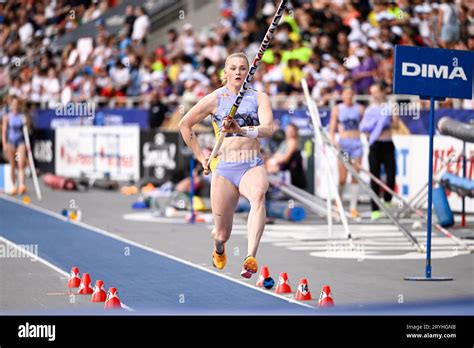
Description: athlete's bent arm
xmin=178 ymin=93 xmax=217 ymax=170
xmin=255 ymin=92 xmax=273 ymax=138
xmin=223 ymin=92 xmax=273 ymax=138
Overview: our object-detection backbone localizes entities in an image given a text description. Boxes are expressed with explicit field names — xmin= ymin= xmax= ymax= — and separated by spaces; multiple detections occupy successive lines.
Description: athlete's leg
xmin=238 ymin=165 xmax=269 ymax=258
xmin=6 ymin=144 xmax=17 ymax=193
xmin=337 ymin=160 xmax=347 ymax=199
xmin=17 ymin=143 xmax=27 ymax=192
xmin=210 ymin=173 xmax=240 ymax=254
xmin=350 ymin=156 xmax=362 ymax=215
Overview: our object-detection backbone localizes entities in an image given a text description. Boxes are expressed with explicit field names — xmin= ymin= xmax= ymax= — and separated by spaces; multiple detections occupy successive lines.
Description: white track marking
xmin=0 ymin=236 xmax=134 ymax=312
xmin=0 ymin=195 xmax=314 ymax=310
xmin=217 ymin=222 xmax=471 ymax=260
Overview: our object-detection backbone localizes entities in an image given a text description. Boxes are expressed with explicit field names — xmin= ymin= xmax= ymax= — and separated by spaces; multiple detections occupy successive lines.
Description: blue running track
xmin=0 ymin=198 xmax=315 ymax=314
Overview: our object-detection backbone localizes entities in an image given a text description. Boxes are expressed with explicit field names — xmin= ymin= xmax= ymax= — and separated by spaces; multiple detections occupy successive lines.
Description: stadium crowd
xmin=0 ymin=0 xmax=473 ymax=117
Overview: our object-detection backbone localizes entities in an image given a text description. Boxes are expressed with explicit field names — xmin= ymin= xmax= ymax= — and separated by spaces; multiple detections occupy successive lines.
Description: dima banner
xmin=393 ymin=46 xmax=474 ymax=100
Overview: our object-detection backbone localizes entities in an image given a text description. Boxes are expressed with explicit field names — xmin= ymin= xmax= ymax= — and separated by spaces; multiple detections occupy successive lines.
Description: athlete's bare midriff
xmin=337 ymin=125 xmax=361 ymax=139
xmin=218 ymin=136 xmax=260 ymax=161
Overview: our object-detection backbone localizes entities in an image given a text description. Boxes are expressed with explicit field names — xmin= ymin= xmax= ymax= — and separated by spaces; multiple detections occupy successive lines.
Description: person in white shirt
xmin=110 ymin=61 xmax=130 ymax=94
xmin=30 ymin=67 xmax=44 ymax=103
xmin=42 ymin=67 xmax=61 ymax=107
xmin=178 ymin=24 xmax=199 ymax=60
xmin=18 ymin=17 xmax=33 ymax=45
xmin=131 ymin=7 xmax=150 ymax=42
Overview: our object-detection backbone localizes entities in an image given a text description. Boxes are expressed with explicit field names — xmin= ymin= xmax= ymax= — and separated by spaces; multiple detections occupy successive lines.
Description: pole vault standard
xmin=301 ymin=78 xmax=352 ymax=242
xmin=300 ymin=79 xmax=423 ymax=253
xmin=204 ymin=0 xmax=289 ymax=175
xmin=352 ymin=159 xmax=473 ymax=253
xmin=392 ymin=45 xmax=474 ymax=281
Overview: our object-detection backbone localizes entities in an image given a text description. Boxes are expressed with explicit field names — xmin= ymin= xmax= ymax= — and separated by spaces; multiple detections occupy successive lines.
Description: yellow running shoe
xmin=212 ymin=246 xmax=226 ymax=270
xmin=240 ymin=256 xmax=258 ymax=279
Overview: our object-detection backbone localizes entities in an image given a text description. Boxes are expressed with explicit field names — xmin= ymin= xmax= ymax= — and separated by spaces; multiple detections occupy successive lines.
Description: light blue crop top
xmin=211 ymin=86 xmax=260 ymax=138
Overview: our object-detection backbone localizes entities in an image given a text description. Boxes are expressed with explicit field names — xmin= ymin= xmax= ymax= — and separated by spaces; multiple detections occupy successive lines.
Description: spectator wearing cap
xmin=131 ymin=6 xmax=149 ymax=43
xmin=413 ymin=4 xmax=434 ymax=46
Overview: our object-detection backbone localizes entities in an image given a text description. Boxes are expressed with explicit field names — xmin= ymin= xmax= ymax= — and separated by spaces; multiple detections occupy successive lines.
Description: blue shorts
xmin=8 ymin=137 xmax=24 ymax=148
xmin=339 ymin=137 xmax=362 ymax=159
xmin=215 ymin=156 xmax=264 ymax=188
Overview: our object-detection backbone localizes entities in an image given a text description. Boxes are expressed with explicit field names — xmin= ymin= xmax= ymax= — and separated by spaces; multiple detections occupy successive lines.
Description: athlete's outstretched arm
xmin=178 ymin=92 xmax=217 ymax=169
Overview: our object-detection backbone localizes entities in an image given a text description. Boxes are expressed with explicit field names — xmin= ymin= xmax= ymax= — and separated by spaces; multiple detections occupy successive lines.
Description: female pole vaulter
xmin=179 ymin=52 xmax=274 ymax=278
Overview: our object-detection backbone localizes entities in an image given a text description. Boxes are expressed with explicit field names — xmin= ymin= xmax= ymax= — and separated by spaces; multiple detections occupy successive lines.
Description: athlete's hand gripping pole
xmin=203 ymin=0 xmax=289 ymax=175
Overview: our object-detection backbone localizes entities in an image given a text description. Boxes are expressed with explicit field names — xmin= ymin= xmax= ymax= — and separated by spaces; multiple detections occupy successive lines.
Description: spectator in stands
xmin=351 ymin=46 xmax=377 ymax=95
xmin=178 ymin=24 xmax=199 ymax=65
xmin=124 ymin=5 xmax=136 ymax=36
xmin=148 ymin=90 xmax=170 ymax=129
xmin=110 ymin=60 xmax=130 ymax=96
xmin=42 ymin=67 xmax=61 ymax=108
xmin=266 ymin=123 xmax=307 ymax=189
xmin=131 ymin=6 xmax=150 ymax=43
xmin=438 ymin=0 xmax=461 ymax=48
xmin=166 ymin=28 xmax=181 ymax=60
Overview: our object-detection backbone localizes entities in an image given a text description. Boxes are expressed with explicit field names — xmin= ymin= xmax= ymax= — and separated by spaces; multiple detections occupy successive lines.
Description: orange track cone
xmin=275 ymin=272 xmax=292 ymax=293
xmin=77 ymin=273 xmax=93 ymax=295
xmin=91 ymin=280 xmax=107 ymax=302
xmin=256 ymin=266 xmax=270 ymax=287
xmin=67 ymin=267 xmax=81 ymax=289
xmin=318 ymin=285 xmax=335 ymax=307
xmin=295 ymin=278 xmax=312 ymax=300
xmin=104 ymin=287 xmax=122 ymax=309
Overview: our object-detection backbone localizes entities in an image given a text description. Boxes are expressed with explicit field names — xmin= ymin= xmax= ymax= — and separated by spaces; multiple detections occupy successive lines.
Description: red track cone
xmin=295 ymin=278 xmax=312 ymax=300
xmin=275 ymin=272 xmax=292 ymax=294
xmin=77 ymin=273 xmax=93 ymax=295
xmin=67 ymin=267 xmax=81 ymax=289
xmin=318 ymin=285 xmax=334 ymax=307
xmin=104 ymin=287 xmax=122 ymax=309
xmin=256 ymin=266 xmax=270 ymax=287
xmin=91 ymin=280 xmax=107 ymax=302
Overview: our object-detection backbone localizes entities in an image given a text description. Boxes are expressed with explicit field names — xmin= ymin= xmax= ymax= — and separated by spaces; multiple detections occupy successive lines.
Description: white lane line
xmin=0 ymin=236 xmax=134 ymax=312
xmin=0 ymin=194 xmax=314 ymax=311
